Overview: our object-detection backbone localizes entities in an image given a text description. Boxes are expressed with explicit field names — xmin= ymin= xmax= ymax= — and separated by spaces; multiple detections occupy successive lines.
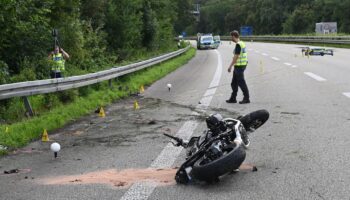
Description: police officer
xmin=226 ymin=30 xmax=250 ymax=104
xmin=48 ymin=46 xmax=70 ymax=78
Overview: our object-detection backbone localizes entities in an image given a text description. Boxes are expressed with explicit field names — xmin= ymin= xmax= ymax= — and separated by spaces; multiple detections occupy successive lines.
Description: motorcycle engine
xmin=206 ymin=141 xmax=223 ymax=161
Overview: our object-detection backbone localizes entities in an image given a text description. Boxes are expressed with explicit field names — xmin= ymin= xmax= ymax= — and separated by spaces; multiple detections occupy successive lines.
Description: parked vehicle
xmin=197 ymin=34 xmax=216 ymax=50
xmin=213 ymin=35 xmax=221 ymax=48
xmin=302 ymin=47 xmax=334 ymax=56
xmin=164 ymin=110 xmax=269 ymax=184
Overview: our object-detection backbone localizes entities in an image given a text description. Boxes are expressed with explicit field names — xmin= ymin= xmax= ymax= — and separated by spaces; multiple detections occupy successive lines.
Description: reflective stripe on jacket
xmin=52 ymin=53 xmax=65 ymax=71
xmin=236 ymin=41 xmax=248 ymax=66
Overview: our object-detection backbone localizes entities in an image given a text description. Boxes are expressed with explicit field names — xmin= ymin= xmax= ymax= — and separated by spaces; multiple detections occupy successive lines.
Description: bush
xmin=0 ymin=60 xmax=9 ymax=84
xmin=57 ymin=89 xmax=79 ymax=104
xmin=178 ymin=40 xmax=189 ymax=48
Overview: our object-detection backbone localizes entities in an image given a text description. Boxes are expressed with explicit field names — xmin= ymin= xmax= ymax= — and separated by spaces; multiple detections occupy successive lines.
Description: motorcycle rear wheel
xmin=191 ymin=145 xmax=246 ymax=182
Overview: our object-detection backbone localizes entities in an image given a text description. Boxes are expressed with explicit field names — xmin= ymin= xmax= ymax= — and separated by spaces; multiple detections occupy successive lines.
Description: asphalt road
xmin=0 ymin=41 xmax=349 ymax=200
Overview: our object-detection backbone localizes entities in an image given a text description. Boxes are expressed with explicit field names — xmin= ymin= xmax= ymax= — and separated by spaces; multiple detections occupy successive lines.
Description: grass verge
xmin=0 ymin=47 xmax=196 ymax=155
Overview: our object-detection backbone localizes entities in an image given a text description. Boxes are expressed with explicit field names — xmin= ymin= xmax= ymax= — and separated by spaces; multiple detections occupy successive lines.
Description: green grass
xmin=0 ymin=47 xmax=196 ymax=155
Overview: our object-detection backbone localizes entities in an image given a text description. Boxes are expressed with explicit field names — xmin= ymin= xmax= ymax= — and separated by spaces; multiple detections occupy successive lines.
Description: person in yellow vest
xmin=48 ymin=45 xmax=70 ymax=78
xmin=226 ymin=30 xmax=250 ymax=104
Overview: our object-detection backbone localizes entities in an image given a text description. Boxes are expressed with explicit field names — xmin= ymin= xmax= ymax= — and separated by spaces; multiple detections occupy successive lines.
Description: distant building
xmin=315 ymin=22 xmax=337 ymax=34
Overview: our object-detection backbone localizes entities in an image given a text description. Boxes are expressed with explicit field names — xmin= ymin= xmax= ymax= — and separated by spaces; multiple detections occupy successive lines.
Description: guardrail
xmin=240 ymin=36 xmax=350 ymax=45
xmin=0 ymin=46 xmax=190 ymax=115
xmin=186 ymin=36 xmax=350 ymax=45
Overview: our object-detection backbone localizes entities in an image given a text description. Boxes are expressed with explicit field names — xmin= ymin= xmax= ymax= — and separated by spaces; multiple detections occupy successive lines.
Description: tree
xmin=0 ymin=0 xmax=53 ymax=74
xmin=283 ymin=4 xmax=315 ymax=34
xmin=104 ymin=0 xmax=143 ymax=59
xmin=142 ymin=0 xmax=158 ymax=49
xmin=174 ymin=0 xmax=195 ymax=34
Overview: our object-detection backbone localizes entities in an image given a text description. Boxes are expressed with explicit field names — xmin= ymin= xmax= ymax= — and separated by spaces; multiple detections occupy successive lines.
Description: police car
xmin=197 ymin=34 xmax=216 ymax=50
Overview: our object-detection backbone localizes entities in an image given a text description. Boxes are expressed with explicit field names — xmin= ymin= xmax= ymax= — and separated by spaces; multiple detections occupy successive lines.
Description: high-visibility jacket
xmin=235 ymin=41 xmax=248 ymax=66
xmin=52 ymin=53 xmax=65 ymax=71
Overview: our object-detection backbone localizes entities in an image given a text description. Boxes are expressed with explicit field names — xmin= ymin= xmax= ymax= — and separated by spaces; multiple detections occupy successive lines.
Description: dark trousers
xmin=50 ymin=71 xmax=63 ymax=78
xmin=230 ymin=66 xmax=249 ymax=100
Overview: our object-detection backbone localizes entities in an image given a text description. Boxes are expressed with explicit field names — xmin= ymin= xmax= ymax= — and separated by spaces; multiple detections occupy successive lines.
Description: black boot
xmin=239 ymin=99 xmax=250 ymax=104
xmin=226 ymin=97 xmax=237 ymax=103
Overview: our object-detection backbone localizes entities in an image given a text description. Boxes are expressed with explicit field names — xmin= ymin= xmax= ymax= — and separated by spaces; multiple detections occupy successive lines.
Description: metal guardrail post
xmin=22 ymin=96 xmax=34 ymax=117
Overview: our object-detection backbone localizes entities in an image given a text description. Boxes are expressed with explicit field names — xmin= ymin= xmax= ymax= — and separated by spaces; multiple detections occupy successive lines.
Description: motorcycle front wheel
xmin=191 ymin=145 xmax=246 ymax=182
xmin=239 ymin=109 xmax=269 ymax=132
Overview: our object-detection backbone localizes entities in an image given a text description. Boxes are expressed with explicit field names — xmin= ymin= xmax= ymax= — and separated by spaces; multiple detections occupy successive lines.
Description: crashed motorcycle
xmin=164 ymin=109 xmax=269 ymax=184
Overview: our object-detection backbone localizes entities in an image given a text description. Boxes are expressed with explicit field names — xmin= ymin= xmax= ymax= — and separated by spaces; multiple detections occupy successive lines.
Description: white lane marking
xmin=291 ymin=65 xmax=298 ymax=68
xmin=262 ymin=53 xmax=268 ymax=56
xmin=197 ymin=96 xmax=214 ymax=111
xmin=284 ymin=62 xmax=292 ymax=66
xmin=255 ymin=50 xmax=260 ymax=53
xmin=120 ymin=49 xmax=223 ymax=200
xmin=203 ymin=87 xmax=216 ymax=97
xmin=209 ymin=51 xmax=223 ymax=88
xmin=271 ymin=57 xmax=280 ymax=61
xmin=150 ymin=121 xmax=198 ymax=168
xmin=304 ymin=72 xmax=326 ymax=82
xmin=343 ymin=92 xmax=350 ymax=98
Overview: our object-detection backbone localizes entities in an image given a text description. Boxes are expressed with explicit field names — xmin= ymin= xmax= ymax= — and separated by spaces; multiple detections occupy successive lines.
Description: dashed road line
xmin=283 ymin=62 xmax=292 ymax=66
xmin=304 ymin=72 xmax=326 ymax=82
xmin=271 ymin=57 xmax=280 ymax=61
xmin=291 ymin=65 xmax=298 ymax=68
xmin=120 ymin=49 xmax=223 ymax=200
xmin=343 ymin=92 xmax=350 ymax=98
xmin=262 ymin=53 xmax=268 ymax=56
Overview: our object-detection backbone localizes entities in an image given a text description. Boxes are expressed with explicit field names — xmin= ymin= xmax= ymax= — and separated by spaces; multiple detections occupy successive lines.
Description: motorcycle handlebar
xmin=163 ymin=133 xmax=184 ymax=146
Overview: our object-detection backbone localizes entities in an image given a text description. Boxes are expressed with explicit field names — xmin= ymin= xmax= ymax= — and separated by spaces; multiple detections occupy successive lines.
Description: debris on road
xmin=4 ymin=169 xmax=19 ymax=174
xmin=148 ymin=120 xmax=157 ymax=125
xmin=2 ymin=168 xmax=31 ymax=176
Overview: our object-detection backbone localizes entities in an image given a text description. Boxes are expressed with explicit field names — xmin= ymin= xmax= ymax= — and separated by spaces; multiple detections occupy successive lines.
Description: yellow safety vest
xmin=52 ymin=53 xmax=65 ymax=71
xmin=235 ymin=41 xmax=248 ymax=66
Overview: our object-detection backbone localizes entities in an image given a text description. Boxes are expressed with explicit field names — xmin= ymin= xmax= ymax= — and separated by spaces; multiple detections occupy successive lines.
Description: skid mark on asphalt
xmin=38 ymin=164 xmax=256 ymax=188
